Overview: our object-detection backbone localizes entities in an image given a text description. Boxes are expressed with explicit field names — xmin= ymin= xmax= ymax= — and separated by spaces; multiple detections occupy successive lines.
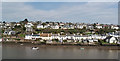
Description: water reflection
xmin=2 ymin=44 xmax=120 ymax=59
xmin=0 ymin=43 xmax=2 ymax=60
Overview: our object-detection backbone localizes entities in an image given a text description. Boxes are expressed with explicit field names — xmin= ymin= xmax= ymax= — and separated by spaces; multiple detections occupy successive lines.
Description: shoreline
xmin=2 ymin=42 xmax=120 ymax=50
xmin=1 ymin=41 xmax=120 ymax=46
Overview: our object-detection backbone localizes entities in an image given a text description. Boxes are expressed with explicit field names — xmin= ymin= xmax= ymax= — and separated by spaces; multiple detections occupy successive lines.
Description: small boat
xmin=20 ymin=44 xmax=23 ymax=45
xmin=0 ymin=38 xmax=2 ymax=42
xmin=32 ymin=47 xmax=39 ymax=50
xmin=80 ymin=48 xmax=84 ymax=50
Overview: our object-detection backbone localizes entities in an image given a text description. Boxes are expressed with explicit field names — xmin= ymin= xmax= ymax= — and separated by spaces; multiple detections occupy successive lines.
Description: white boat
xmin=0 ymin=38 xmax=2 ymax=42
xmin=32 ymin=47 xmax=39 ymax=50
xmin=20 ymin=44 xmax=23 ymax=45
xmin=80 ymin=48 xmax=84 ymax=50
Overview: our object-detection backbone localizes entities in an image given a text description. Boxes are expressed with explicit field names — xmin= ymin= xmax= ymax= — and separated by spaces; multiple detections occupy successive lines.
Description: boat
xmin=32 ymin=47 xmax=39 ymax=50
xmin=0 ymin=38 xmax=2 ymax=42
xmin=20 ymin=44 xmax=23 ymax=45
xmin=80 ymin=48 xmax=84 ymax=50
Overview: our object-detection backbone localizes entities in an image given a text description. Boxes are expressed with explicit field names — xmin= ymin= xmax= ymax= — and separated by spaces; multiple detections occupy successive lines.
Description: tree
xmin=20 ymin=19 xmax=28 ymax=25
xmin=93 ymin=23 xmax=97 ymax=29
xmin=24 ymin=19 xmax=28 ymax=23
xmin=90 ymin=29 xmax=94 ymax=34
xmin=3 ymin=21 xmax=6 ymax=23
xmin=42 ymin=23 xmax=46 ymax=27
xmin=23 ymin=27 xmax=26 ymax=31
xmin=14 ymin=25 xmax=21 ymax=28
xmin=63 ymin=40 xmax=67 ymax=42
xmin=52 ymin=39 xmax=59 ymax=42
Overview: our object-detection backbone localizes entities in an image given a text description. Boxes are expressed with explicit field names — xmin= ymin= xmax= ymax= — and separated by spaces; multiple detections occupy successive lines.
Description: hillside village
xmin=0 ymin=19 xmax=120 ymax=45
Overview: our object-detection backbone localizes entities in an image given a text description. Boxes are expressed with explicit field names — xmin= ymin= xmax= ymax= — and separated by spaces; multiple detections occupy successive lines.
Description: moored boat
xmin=32 ymin=47 xmax=39 ymax=50
xmin=80 ymin=48 xmax=84 ymax=50
xmin=0 ymin=38 xmax=2 ymax=42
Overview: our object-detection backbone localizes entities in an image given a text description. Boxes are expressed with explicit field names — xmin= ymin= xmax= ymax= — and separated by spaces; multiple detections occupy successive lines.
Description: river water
xmin=2 ymin=43 xmax=120 ymax=59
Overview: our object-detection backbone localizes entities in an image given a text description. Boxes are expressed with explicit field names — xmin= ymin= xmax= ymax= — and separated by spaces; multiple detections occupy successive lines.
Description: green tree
xmin=52 ymin=39 xmax=59 ymax=42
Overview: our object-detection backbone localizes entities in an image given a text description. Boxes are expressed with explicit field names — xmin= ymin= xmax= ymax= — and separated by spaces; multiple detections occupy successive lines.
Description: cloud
xmin=2 ymin=2 xmax=118 ymax=24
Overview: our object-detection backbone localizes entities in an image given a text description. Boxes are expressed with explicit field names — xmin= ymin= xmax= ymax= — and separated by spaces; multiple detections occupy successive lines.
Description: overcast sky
xmin=2 ymin=2 xmax=118 ymax=24
xmin=1 ymin=0 xmax=119 ymax=2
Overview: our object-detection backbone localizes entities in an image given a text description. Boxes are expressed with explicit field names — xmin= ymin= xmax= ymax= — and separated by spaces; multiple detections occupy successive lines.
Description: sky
xmin=2 ymin=2 xmax=118 ymax=24
xmin=0 ymin=2 xmax=1 ymax=22
xmin=1 ymin=0 xmax=119 ymax=2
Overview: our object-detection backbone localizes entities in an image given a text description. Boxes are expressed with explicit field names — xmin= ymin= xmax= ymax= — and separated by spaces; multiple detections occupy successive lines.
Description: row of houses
xmin=23 ymin=22 xmax=120 ymax=32
xmin=25 ymin=33 xmax=120 ymax=44
xmin=25 ymin=33 xmax=106 ymax=40
xmin=36 ymin=22 xmax=119 ymax=30
xmin=1 ymin=22 xmax=119 ymax=30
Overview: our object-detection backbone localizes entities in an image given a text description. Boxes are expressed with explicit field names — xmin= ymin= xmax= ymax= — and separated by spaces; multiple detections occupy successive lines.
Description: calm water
xmin=2 ymin=43 xmax=120 ymax=59
xmin=0 ymin=43 xmax=2 ymax=60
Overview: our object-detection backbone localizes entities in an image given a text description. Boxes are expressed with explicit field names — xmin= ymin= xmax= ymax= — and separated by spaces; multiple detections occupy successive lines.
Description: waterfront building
xmin=25 ymin=35 xmax=40 ymax=40
xmin=111 ymin=25 xmax=119 ymax=30
xmin=37 ymin=24 xmax=44 ymax=29
xmin=96 ymin=25 xmax=103 ymax=29
xmin=105 ymin=36 xmax=119 ymax=43
xmin=87 ymin=25 xmax=94 ymax=30
xmin=51 ymin=25 xmax=59 ymax=29
xmin=25 ymin=33 xmax=107 ymax=43
xmin=25 ymin=22 xmax=34 ymax=28
xmin=3 ymin=30 xmax=16 ymax=35
xmin=76 ymin=25 xmax=87 ymax=29
xmin=26 ymin=27 xmax=33 ymax=32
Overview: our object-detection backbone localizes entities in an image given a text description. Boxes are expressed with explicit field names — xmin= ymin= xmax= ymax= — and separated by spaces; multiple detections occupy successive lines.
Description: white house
xmin=73 ymin=35 xmax=88 ymax=40
xmin=44 ymin=24 xmax=50 ymax=28
xmin=76 ymin=25 xmax=86 ymax=29
xmin=59 ymin=23 xmax=65 ymax=26
xmin=25 ymin=33 xmax=51 ymax=40
xmin=5 ymin=23 xmax=11 ymax=27
xmin=109 ymin=31 xmax=120 ymax=37
xmin=25 ymin=23 xmax=34 ymax=28
xmin=37 ymin=24 xmax=44 ymax=29
xmin=25 ymin=35 xmax=41 ymax=40
xmin=26 ymin=27 xmax=33 ymax=32
xmin=87 ymin=25 xmax=94 ymax=29
xmin=51 ymin=25 xmax=59 ymax=29
xmin=105 ymin=36 xmax=118 ymax=43
xmin=0 ymin=38 xmax=2 ymax=42
xmin=96 ymin=25 xmax=103 ymax=29
xmin=69 ymin=25 xmax=74 ymax=29
xmin=0 ymin=22 xmax=4 ymax=28
xmin=90 ymin=35 xmax=107 ymax=40
xmin=4 ymin=30 xmax=16 ymax=35
xmin=88 ymin=39 xmax=94 ymax=43
xmin=16 ymin=23 xmax=21 ymax=26
xmin=111 ymin=26 xmax=119 ymax=30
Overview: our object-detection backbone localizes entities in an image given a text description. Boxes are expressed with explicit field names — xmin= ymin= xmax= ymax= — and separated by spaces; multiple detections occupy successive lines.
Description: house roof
xmin=52 ymin=34 xmax=59 ymax=36
xmin=32 ymin=35 xmax=40 ymax=36
xmin=105 ymin=36 xmax=113 ymax=40
xmin=105 ymin=36 xmax=119 ymax=41
xmin=115 ymin=37 xmax=119 ymax=41
xmin=74 ymin=35 xmax=88 ymax=37
xmin=40 ymin=33 xmax=51 ymax=37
